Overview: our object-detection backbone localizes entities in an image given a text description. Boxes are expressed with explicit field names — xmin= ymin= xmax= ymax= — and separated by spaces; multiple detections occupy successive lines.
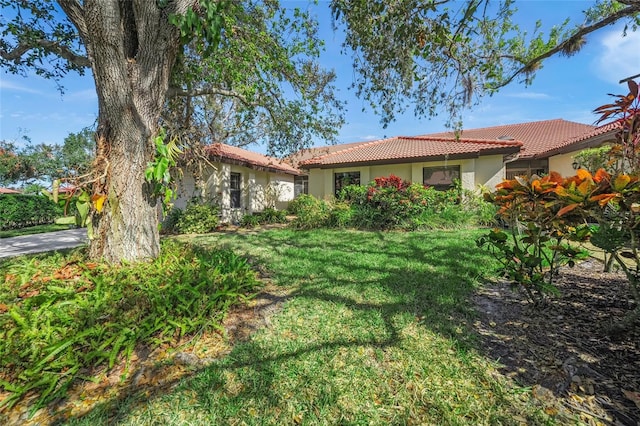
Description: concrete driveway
xmin=0 ymin=228 xmax=88 ymax=259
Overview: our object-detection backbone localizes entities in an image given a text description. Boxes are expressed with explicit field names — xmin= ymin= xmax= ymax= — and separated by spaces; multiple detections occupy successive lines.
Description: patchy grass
xmin=0 ymin=223 xmax=71 ymax=238
xmin=64 ymin=229 xmax=554 ymax=425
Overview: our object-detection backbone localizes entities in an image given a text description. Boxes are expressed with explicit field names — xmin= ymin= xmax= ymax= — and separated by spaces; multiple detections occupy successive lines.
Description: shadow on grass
xmin=60 ymin=228 xmax=523 ymax=424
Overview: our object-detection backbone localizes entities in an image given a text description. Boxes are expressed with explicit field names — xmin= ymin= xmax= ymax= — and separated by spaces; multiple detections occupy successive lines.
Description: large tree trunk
xmin=73 ymin=0 xmax=191 ymax=262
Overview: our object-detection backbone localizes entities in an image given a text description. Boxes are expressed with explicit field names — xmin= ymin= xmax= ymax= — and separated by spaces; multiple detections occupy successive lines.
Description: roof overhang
xmin=208 ymin=154 xmax=305 ymax=176
xmin=527 ymin=129 xmax=619 ymax=160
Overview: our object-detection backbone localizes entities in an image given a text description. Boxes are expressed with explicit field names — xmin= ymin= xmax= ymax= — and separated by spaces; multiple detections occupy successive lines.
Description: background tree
xmin=0 ymin=141 xmax=23 ymax=186
xmin=0 ymin=128 xmax=94 ymax=189
xmin=60 ymin=126 xmax=95 ymax=179
xmin=162 ymin=1 xmax=344 ymax=196
xmin=165 ymin=2 xmax=344 ymax=155
xmin=0 ymin=138 xmax=61 ymax=187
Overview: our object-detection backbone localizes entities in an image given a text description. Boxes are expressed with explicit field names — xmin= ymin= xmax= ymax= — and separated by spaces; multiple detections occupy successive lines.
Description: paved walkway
xmin=0 ymin=228 xmax=88 ymax=259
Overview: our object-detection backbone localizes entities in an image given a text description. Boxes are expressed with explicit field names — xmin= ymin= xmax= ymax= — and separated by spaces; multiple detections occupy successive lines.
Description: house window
xmin=334 ymin=171 xmax=360 ymax=196
xmin=230 ymin=172 xmax=242 ymax=208
xmin=294 ymin=175 xmax=308 ymax=196
xmin=423 ymin=166 xmax=460 ymax=191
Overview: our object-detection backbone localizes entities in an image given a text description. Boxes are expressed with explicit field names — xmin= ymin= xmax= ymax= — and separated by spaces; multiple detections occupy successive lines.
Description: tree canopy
xmin=330 ymin=0 xmax=640 ymax=126
xmin=0 ymin=127 xmax=94 ymax=187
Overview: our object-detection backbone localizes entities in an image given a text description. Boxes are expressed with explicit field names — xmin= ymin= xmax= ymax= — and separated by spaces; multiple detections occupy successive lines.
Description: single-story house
xmin=175 ymin=143 xmax=304 ymax=223
xmin=297 ymin=136 xmax=522 ymax=199
xmin=174 ymin=119 xmax=619 ymax=220
xmin=295 ymin=119 xmax=618 ymax=199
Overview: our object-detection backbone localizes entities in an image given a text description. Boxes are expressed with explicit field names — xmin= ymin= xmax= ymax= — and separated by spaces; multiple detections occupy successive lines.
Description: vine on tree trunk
xmin=145 ymin=128 xmax=182 ymax=215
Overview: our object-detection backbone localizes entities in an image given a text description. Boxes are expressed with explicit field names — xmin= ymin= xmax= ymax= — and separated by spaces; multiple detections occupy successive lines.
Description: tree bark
xmin=74 ymin=0 xmax=192 ymax=262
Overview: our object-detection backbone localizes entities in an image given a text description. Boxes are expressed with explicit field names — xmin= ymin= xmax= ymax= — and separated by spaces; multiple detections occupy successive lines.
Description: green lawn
xmin=66 ymin=228 xmax=552 ymax=425
xmin=0 ymin=223 xmax=71 ymax=238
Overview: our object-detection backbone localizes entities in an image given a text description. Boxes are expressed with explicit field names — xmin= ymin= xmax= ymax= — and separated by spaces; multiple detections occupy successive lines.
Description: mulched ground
xmin=473 ymin=259 xmax=640 ymax=425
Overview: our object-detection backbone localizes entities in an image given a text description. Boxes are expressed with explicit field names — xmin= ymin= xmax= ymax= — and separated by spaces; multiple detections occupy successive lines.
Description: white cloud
xmin=505 ymin=92 xmax=551 ymax=100
xmin=595 ymin=29 xmax=640 ymax=84
xmin=0 ymin=80 xmax=43 ymax=95
xmin=361 ymin=134 xmax=379 ymax=141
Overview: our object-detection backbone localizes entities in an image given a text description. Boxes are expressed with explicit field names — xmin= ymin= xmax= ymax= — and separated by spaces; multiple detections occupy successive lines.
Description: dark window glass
xmin=230 ymin=172 xmax=241 ymax=208
xmin=294 ymin=175 xmax=308 ymax=196
xmin=334 ymin=171 xmax=360 ymax=196
xmin=422 ymin=166 xmax=460 ymax=191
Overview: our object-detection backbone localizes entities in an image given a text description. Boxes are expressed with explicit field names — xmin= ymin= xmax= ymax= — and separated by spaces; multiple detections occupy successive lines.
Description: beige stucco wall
xmin=306 ymin=155 xmax=506 ymax=199
xmin=474 ymin=154 xmax=508 ymax=191
xmin=549 ymin=151 xmax=579 ymax=178
xmin=175 ymin=162 xmax=295 ymax=223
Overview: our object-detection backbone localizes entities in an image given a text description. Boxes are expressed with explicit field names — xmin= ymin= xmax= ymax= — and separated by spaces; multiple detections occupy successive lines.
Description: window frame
xmin=422 ymin=165 xmax=461 ymax=191
xmin=334 ymin=171 xmax=361 ymax=196
xmin=294 ymin=175 xmax=309 ymax=197
xmin=230 ymin=172 xmax=242 ymax=208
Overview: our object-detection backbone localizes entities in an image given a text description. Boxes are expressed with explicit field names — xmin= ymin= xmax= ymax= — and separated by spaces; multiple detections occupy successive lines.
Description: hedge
xmin=0 ymin=194 xmax=61 ymax=230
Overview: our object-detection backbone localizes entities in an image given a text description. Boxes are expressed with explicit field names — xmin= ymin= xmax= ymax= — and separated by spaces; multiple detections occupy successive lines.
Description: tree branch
xmin=494 ymin=4 xmax=640 ymax=90
xmin=0 ymin=38 xmax=90 ymax=68
xmin=167 ymin=86 xmax=261 ymax=107
xmin=57 ymin=0 xmax=89 ymax=43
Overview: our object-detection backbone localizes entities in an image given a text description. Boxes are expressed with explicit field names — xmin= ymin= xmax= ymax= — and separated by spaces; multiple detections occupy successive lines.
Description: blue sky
xmin=1 ymin=1 xmax=638 ymax=152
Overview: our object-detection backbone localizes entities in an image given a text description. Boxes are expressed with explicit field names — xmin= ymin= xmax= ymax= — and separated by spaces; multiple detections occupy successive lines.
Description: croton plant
xmin=478 ymin=80 xmax=640 ymax=329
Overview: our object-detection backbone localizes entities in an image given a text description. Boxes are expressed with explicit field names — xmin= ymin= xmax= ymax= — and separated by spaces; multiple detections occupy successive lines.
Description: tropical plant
xmin=0 ymin=240 xmax=260 ymax=412
xmin=479 ymin=80 xmax=640 ymax=328
xmin=477 ymin=173 xmax=588 ymax=303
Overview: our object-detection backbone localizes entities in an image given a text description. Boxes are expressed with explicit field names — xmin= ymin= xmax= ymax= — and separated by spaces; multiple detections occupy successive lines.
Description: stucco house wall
xmin=306 ymin=154 xmax=506 ymax=200
xmin=549 ymin=151 xmax=580 ymax=178
xmin=175 ymin=162 xmax=295 ymax=223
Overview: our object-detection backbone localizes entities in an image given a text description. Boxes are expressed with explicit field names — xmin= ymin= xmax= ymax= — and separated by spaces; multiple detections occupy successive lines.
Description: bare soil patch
xmin=473 ymin=260 xmax=640 ymax=425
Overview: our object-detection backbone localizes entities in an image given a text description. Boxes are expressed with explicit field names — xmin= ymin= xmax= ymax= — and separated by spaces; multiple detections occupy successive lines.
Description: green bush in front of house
xmin=288 ymin=194 xmax=331 ymax=229
xmin=240 ymin=208 xmax=288 ymax=228
xmin=162 ymin=199 xmax=220 ymax=234
xmin=0 ymin=194 xmax=62 ymax=230
xmin=287 ymin=175 xmax=496 ymax=231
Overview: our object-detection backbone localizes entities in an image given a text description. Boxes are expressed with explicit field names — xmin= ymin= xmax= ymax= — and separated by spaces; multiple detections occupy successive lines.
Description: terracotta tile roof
xmin=539 ymin=121 xmax=620 ymax=157
xmin=288 ymin=141 xmax=368 ymax=167
xmin=426 ymin=119 xmax=597 ymax=159
xmin=0 ymin=188 xmax=20 ymax=194
xmin=300 ymin=136 xmax=522 ymax=168
xmin=206 ymin=143 xmax=303 ymax=175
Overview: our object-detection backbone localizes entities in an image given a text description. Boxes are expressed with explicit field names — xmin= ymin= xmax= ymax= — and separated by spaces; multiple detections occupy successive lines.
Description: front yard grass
xmin=0 ymin=223 xmax=71 ymax=238
xmin=65 ymin=228 xmax=552 ymax=425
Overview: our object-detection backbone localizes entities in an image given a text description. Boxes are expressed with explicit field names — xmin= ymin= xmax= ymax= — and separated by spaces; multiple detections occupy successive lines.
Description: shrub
xmin=256 ymin=207 xmax=287 ymax=224
xmin=287 ymin=194 xmax=318 ymax=215
xmin=477 ymin=173 xmax=588 ymax=303
xmin=327 ymin=201 xmax=353 ymax=228
xmin=343 ymin=175 xmax=464 ymax=230
xmin=0 ymin=240 xmax=260 ymax=412
xmin=240 ymin=213 xmax=261 ymax=228
xmin=240 ymin=208 xmax=287 ymax=228
xmin=289 ymin=195 xmax=330 ymax=229
xmin=289 ymin=176 xmax=494 ymax=231
xmin=175 ymin=200 xmax=219 ymax=234
xmin=0 ymin=194 xmax=61 ymax=230
xmin=160 ymin=206 xmax=184 ymax=234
